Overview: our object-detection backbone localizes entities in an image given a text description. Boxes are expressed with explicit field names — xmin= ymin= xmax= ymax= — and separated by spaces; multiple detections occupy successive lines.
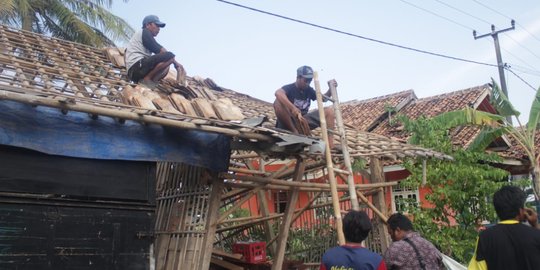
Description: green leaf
xmin=526 ymin=86 xmax=540 ymax=132
xmin=489 ymin=78 xmax=521 ymax=118
xmin=468 ymin=126 xmax=510 ymax=151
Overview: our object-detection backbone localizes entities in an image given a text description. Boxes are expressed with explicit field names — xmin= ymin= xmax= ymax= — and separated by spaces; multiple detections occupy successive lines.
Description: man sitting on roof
xmin=273 ymin=65 xmax=337 ymax=148
xmin=125 ymin=15 xmax=186 ymax=87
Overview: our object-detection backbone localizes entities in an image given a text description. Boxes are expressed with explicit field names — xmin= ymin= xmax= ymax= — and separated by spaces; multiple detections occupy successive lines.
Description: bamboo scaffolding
xmin=220 ymin=172 xmax=398 ymax=190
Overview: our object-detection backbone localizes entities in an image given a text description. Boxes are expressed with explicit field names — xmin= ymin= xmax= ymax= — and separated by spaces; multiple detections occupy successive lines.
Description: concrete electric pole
xmin=473 ymin=20 xmax=515 ymax=123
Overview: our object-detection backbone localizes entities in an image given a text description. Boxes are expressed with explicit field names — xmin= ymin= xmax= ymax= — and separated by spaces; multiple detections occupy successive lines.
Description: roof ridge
xmin=414 ymin=84 xmax=490 ymax=103
xmin=344 ymin=89 xmax=416 ymax=105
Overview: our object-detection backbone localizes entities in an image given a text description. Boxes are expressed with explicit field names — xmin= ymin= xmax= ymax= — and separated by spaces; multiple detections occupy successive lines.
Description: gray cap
xmin=297 ymin=65 xmax=313 ymax=79
xmin=142 ymin=15 xmax=166 ymax=28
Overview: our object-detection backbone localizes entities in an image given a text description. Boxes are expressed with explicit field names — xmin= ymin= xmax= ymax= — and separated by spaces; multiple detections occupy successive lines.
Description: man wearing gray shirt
xmin=125 ymin=15 xmax=185 ymax=87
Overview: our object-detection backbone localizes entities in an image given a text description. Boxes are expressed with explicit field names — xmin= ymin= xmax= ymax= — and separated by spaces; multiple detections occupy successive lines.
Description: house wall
xmin=0 ymin=145 xmax=155 ymax=269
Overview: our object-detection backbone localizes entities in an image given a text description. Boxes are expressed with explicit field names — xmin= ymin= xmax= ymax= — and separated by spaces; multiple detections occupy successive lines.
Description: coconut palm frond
xmin=0 ymin=0 xmax=133 ymax=46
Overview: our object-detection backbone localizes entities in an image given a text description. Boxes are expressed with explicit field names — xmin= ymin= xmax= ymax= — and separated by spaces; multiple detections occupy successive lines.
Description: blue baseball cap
xmin=297 ymin=65 xmax=313 ymax=79
xmin=142 ymin=15 xmax=166 ymax=28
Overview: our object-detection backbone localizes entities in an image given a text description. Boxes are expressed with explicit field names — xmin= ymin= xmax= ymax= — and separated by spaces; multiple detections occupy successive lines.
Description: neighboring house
xmin=341 ymin=84 xmax=531 ymax=213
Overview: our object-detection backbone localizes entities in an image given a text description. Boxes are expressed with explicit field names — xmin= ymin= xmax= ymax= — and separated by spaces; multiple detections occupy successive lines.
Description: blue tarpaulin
xmin=0 ymin=100 xmax=230 ymax=172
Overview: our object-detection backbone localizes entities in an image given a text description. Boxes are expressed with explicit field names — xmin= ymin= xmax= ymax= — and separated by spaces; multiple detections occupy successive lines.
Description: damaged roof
xmin=0 ymin=24 xmax=451 ymax=161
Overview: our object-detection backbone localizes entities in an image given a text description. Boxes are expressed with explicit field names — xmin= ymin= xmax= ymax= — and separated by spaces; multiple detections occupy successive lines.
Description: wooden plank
xmin=369 ymin=157 xmax=390 ymax=252
xmin=0 ymin=145 xmax=155 ymax=202
xmin=212 ymin=249 xmax=243 ymax=261
xmin=272 ymin=159 xmax=304 ymax=270
xmin=210 ymin=258 xmax=244 ymax=270
xmin=199 ymin=175 xmax=225 ymax=270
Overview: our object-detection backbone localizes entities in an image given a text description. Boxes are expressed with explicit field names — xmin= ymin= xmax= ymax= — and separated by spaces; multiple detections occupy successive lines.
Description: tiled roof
xmin=341 ymin=90 xmax=416 ymax=131
xmin=0 ymin=24 xmax=451 ymax=161
xmin=370 ymin=84 xmax=492 ymax=146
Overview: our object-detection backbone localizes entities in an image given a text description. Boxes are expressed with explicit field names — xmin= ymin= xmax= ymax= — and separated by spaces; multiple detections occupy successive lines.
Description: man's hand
xmin=524 ymin=207 xmax=539 ymax=228
xmin=328 ymin=79 xmax=338 ymax=88
xmin=175 ymin=63 xmax=186 ymax=85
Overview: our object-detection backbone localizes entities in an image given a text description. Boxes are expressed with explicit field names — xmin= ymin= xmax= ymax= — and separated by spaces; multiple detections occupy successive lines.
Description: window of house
xmin=391 ymin=183 xmax=419 ymax=213
xmin=274 ymin=191 xmax=289 ymax=213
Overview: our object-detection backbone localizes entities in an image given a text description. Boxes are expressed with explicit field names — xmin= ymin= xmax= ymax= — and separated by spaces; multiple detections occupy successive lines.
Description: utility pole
xmin=473 ymin=20 xmax=515 ymax=124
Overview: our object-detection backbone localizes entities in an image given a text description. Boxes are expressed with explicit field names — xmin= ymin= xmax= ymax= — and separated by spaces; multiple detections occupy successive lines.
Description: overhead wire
xmin=401 ymin=0 xmax=540 ymax=75
xmin=399 ymin=0 xmax=474 ymax=31
xmin=216 ymin=0 xmax=496 ymax=68
xmin=505 ymin=67 xmax=538 ymax=92
xmin=405 ymin=0 xmax=540 ymax=85
xmin=218 ymin=0 xmax=538 ymax=92
xmin=433 ymin=0 xmax=491 ymax=26
xmin=472 ymin=0 xmax=540 ymax=44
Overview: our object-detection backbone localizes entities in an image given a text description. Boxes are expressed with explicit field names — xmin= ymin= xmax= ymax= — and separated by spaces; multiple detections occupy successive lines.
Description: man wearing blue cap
xmin=273 ymin=65 xmax=337 ymax=148
xmin=125 ymin=15 xmax=185 ymax=87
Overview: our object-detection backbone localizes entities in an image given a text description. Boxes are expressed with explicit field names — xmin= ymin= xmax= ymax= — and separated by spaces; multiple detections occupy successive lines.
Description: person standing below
xmin=320 ymin=210 xmax=387 ymax=270
xmin=273 ymin=65 xmax=337 ymax=148
xmin=384 ymin=213 xmax=444 ymax=270
xmin=468 ymin=185 xmax=540 ymax=270
xmin=125 ymin=15 xmax=185 ymax=87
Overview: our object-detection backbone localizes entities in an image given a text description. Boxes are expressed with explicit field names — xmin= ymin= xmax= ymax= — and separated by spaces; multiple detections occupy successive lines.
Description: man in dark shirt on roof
xmin=273 ymin=65 xmax=337 ymax=148
xmin=125 ymin=15 xmax=185 ymax=87
xmin=468 ymin=185 xmax=540 ymax=270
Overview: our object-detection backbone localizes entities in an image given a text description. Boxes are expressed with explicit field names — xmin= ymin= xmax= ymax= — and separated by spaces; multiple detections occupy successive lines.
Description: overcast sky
xmin=112 ymin=0 xmax=540 ymax=124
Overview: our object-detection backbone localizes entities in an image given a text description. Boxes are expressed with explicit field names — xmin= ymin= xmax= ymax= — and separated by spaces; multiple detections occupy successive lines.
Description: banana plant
xmin=430 ymin=78 xmax=540 ymax=198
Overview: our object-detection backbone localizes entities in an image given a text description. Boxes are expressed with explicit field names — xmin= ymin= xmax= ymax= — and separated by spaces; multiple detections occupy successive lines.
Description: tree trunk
xmin=22 ymin=14 xmax=33 ymax=31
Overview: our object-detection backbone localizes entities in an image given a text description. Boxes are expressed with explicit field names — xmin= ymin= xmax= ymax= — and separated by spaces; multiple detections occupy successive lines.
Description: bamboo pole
xmin=313 ymin=71 xmax=345 ymax=245
xmin=356 ymin=190 xmax=388 ymax=224
xmin=329 ymin=80 xmax=360 ymax=211
xmin=220 ymin=172 xmax=398 ymax=190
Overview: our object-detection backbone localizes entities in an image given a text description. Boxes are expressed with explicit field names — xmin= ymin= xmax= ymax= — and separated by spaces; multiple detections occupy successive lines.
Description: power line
xmin=433 ymin=0 xmax=490 ymax=26
xmin=428 ymin=0 xmax=540 ymax=71
xmin=401 ymin=0 xmax=540 ymax=88
xmin=503 ymin=33 xmax=540 ymax=63
xmin=472 ymin=0 xmax=540 ymax=44
xmin=508 ymin=64 xmax=540 ymax=77
xmin=505 ymin=66 xmax=538 ymax=92
xmin=399 ymin=0 xmax=473 ymax=31
xmin=216 ymin=0 xmax=496 ymax=68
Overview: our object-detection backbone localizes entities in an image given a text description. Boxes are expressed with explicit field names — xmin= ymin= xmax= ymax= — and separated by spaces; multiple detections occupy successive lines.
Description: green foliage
xmin=352 ymin=157 xmax=367 ymax=172
xmin=399 ymin=115 xmax=508 ymax=263
xmin=0 ymin=0 xmax=134 ymax=47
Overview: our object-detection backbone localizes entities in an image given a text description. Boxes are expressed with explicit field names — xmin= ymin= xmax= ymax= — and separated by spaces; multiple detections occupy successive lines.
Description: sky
xmin=111 ymin=0 xmax=540 ymax=124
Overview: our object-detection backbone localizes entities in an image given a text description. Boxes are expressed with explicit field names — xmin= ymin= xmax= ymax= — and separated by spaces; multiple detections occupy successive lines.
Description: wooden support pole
xmin=356 ymin=190 xmax=388 ymax=224
xmin=216 ymin=187 xmax=261 ymax=224
xmin=369 ymin=157 xmax=390 ymax=252
xmin=199 ymin=174 xmax=224 ymax=270
xmin=272 ymin=158 xmax=304 ymax=270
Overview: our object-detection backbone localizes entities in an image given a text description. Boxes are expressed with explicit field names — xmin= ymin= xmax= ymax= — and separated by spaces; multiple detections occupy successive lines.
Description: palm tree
xmin=0 ymin=0 xmax=133 ymax=47
xmin=432 ymin=78 xmax=540 ymax=198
